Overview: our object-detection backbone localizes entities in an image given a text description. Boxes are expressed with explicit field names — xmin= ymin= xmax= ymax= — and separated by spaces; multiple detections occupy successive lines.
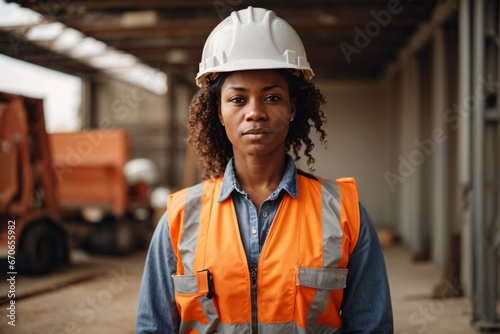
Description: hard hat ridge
xmin=196 ymin=6 xmax=314 ymax=87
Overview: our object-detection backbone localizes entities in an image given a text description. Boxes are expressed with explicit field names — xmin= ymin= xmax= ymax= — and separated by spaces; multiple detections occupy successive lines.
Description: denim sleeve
xmin=135 ymin=212 xmax=180 ymax=333
xmin=341 ymin=204 xmax=394 ymax=333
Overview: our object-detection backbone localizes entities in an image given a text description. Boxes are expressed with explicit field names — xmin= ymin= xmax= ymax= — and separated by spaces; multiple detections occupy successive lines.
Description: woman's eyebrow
xmin=224 ymin=86 xmax=247 ymax=93
xmin=261 ymin=84 xmax=285 ymax=92
xmin=223 ymin=84 xmax=285 ymax=93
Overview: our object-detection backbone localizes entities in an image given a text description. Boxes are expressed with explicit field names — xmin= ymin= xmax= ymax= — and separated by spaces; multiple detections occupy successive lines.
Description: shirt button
xmin=252 ymin=228 xmax=257 ymax=235
xmin=262 ymin=211 xmax=268 ymax=218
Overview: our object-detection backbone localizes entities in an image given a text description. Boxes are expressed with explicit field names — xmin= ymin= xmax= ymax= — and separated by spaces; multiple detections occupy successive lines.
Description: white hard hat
xmin=196 ymin=6 xmax=314 ymax=87
xmin=150 ymin=186 xmax=172 ymax=209
xmin=124 ymin=158 xmax=160 ymax=186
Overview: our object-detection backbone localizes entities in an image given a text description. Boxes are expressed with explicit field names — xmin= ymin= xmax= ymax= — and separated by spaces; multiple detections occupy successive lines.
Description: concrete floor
xmin=384 ymin=245 xmax=477 ymax=334
xmin=0 ymin=244 xmax=481 ymax=333
xmin=0 ymin=250 xmax=144 ymax=334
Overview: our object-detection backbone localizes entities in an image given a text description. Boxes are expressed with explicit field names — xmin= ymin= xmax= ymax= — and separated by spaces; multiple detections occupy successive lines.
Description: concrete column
xmin=431 ymin=27 xmax=449 ymax=266
xmin=399 ymin=54 xmax=423 ymax=257
xmin=166 ymin=72 xmax=179 ymax=188
xmin=80 ymin=76 xmax=97 ymax=129
xmin=458 ymin=0 xmax=472 ymax=297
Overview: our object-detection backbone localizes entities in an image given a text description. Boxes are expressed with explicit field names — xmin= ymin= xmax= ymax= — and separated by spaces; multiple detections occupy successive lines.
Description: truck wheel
xmin=18 ymin=223 xmax=67 ymax=275
xmin=112 ymin=221 xmax=137 ymax=255
xmin=86 ymin=221 xmax=136 ymax=255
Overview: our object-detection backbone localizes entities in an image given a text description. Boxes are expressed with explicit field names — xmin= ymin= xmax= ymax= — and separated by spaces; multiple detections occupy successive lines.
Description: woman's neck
xmin=232 ymin=153 xmax=287 ymax=209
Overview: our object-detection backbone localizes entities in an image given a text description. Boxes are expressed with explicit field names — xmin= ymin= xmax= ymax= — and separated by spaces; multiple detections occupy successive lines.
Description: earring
xmin=290 ymin=117 xmax=294 ymax=122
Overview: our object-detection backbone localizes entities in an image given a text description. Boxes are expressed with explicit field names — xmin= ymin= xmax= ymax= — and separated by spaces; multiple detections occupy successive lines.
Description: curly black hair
xmin=187 ymin=70 xmax=328 ymax=179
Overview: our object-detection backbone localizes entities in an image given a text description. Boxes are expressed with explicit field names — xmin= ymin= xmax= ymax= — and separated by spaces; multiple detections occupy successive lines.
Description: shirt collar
xmin=217 ymin=154 xmax=298 ymax=202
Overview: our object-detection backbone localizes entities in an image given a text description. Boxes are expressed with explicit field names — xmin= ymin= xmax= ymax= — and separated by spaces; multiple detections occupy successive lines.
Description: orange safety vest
xmin=167 ymin=172 xmax=360 ymax=334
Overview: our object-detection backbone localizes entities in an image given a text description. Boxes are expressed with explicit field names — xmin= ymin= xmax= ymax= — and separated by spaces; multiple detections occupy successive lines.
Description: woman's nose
xmin=245 ymin=99 xmax=268 ymax=122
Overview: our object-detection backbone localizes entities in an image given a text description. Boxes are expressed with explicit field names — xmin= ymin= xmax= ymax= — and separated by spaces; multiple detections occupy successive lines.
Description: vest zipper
xmin=250 ymin=267 xmax=258 ymax=334
xmin=251 ymin=196 xmax=288 ymax=333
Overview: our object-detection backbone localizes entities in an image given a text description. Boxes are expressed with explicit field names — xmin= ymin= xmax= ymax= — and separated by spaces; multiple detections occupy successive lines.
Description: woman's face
xmin=219 ymin=70 xmax=296 ymax=159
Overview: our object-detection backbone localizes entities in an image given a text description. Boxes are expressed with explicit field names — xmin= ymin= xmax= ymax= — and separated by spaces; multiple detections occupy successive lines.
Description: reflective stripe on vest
xmin=167 ymin=173 xmax=360 ymax=334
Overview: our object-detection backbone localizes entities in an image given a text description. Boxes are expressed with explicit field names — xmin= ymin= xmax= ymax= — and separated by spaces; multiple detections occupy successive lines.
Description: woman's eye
xmin=265 ymin=95 xmax=281 ymax=102
xmin=229 ymin=97 xmax=245 ymax=104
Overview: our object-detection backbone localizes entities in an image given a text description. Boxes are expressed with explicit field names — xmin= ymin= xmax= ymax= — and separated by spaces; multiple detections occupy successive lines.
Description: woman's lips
xmin=243 ymin=128 xmax=272 ymax=139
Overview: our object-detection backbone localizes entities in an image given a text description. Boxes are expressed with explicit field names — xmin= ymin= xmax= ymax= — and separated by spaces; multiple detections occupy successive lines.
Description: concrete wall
xmin=296 ymin=80 xmax=396 ymax=229
xmin=93 ymin=78 xmax=169 ymax=128
xmin=91 ymin=77 xmax=171 ymax=185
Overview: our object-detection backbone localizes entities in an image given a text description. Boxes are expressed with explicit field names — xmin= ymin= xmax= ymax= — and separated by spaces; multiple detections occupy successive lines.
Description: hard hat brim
xmin=196 ymin=59 xmax=314 ymax=87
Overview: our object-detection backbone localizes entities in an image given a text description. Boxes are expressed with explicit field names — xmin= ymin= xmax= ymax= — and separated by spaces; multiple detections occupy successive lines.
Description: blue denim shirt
xmin=135 ymin=156 xmax=394 ymax=333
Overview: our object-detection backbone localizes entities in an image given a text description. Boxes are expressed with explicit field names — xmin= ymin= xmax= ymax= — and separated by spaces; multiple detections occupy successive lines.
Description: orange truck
xmin=0 ymin=92 xmax=68 ymax=274
xmin=0 ymin=92 xmax=154 ymax=274
xmin=49 ymin=130 xmax=154 ymax=255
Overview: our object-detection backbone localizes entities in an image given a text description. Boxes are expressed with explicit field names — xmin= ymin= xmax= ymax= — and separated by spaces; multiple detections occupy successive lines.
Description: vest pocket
xmin=297 ymin=267 xmax=348 ymax=290
xmin=294 ymin=267 xmax=347 ymax=329
xmin=172 ymin=274 xmax=221 ymax=332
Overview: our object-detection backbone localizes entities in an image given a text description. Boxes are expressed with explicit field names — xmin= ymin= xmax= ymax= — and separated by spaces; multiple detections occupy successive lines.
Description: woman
xmin=136 ymin=6 xmax=393 ymax=333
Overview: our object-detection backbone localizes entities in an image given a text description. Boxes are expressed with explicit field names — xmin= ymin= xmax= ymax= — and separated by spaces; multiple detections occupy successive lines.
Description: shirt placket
xmin=246 ymin=198 xmax=260 ymax=269
xmin=247 ymin=197 xmax=275 ymax=334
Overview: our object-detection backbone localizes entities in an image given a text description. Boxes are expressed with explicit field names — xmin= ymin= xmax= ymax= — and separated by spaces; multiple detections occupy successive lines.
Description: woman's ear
xmin=290 ymin=97 xmax=297 ymax=121
xmin=218 ymin=107 xmax=225 ymax=126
